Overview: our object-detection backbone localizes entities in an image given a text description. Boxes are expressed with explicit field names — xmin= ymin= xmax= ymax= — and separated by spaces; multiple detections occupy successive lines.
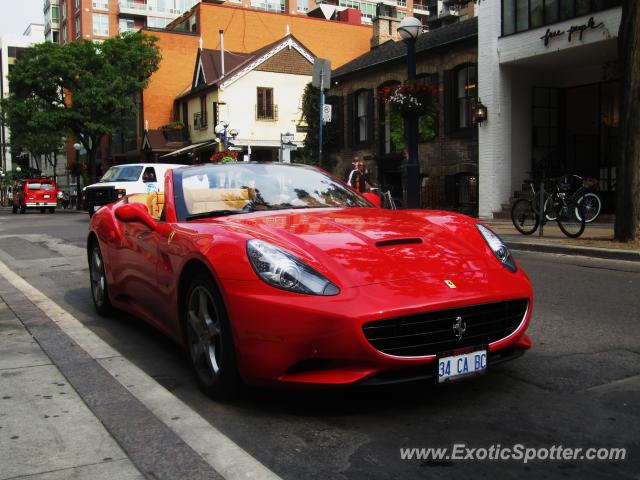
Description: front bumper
xmin=222 ymin=269 xmax=533 ymax=387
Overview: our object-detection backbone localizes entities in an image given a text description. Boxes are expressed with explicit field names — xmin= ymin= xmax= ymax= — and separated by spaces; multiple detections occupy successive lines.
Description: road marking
xmin=0 ymin=258 xmax=282 ymax=480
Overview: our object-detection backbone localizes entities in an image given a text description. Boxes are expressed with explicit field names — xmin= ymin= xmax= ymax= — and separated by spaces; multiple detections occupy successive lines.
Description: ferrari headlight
xmin=476 ymin=224 xmax=517 ymax=273
xmin=247 ymin=239 xmax=340 ymax=296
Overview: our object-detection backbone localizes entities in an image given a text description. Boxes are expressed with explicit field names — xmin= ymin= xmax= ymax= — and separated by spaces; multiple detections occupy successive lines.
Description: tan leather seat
xmin=147 ymin=192 xmax=165 ymax=219
xmin=184 ymin=188 xmax=254 ymax=215
xmin=128 ymin=193 xmax=150 ymax=210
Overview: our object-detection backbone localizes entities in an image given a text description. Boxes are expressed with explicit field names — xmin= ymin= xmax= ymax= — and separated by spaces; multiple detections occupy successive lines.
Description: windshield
xmin=99 ymin=165 xmax=143 ymax=183
xmin=27 ymin=182 xmax=54 ymax=191
xmin=174 ymin=163 xmax=371 ymax=220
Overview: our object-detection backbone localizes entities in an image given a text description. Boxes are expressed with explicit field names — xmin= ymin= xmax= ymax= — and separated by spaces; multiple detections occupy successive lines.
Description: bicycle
xmin=369 ymin=187 xmax=402 ymax=210
xmin=511 ymin=179 xmax=586 ymax=238
xmin=544 ymin=175 xmax=602 ymax=224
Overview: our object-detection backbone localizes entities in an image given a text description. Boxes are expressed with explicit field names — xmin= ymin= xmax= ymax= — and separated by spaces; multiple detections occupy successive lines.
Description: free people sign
xmin=540 ymin=16 xmax=605 ymax=47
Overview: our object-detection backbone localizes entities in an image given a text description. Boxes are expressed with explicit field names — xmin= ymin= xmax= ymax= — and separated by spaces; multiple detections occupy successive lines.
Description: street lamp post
xmin=214 ymin=122 xmax=239 ymax=151
xmin=0 ymin=170 xmax=5 ymax=206
xmin=398 ymin=16 xmax=423 ymax=209
xmin=73 ymin=143 xmax=82 ymax=210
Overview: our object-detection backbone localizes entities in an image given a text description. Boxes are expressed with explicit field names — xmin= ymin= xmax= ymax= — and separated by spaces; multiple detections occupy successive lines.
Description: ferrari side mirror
xmin=115 ymin=203 xmax=156 ymax=230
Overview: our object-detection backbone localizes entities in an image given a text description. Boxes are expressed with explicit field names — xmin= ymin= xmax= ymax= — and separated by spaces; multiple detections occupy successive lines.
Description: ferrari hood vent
xmin=375 ymin=238 xmax=423 ymax=248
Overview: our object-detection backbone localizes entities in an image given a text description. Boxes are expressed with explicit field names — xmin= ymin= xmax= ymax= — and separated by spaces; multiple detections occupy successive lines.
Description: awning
xmin=160 ymin=141 xmax=217 ymax=159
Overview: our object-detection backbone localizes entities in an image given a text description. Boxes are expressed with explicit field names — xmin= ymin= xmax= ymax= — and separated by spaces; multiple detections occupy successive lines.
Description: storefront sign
xmin=540 ymin=17 xmax=605 ymax=47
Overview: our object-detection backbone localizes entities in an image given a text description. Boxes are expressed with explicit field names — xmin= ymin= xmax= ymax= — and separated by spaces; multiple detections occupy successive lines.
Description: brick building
xmin=329 ymin=16 xmax=479 ymax=214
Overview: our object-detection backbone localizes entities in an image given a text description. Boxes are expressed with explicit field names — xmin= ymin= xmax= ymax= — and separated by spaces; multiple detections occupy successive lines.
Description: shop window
xmin=502 ymin=0 xmax=621 ymax=36
xmin=444 ymin=65 xmax=477 ymax=133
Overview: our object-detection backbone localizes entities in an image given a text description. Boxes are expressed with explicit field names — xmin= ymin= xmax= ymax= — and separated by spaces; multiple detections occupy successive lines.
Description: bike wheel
xmin=511 ymin=199 xmax=539 ymax=235
xmin=544 ymin=195 xmax=557 ymax=221
xmin=576 ymin=192 xmax=601 ymax=223
xmin=557 ymin=202 xmax=586 ymax=238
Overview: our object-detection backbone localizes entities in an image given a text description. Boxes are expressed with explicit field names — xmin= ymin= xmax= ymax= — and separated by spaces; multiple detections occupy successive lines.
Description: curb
xmin=506 ymin=241 xmax=640 ymax=262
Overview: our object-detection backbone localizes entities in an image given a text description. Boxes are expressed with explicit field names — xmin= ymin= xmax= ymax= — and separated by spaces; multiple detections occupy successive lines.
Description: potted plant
xmin=210 ymin=150 xmax=239 ymax=163
xmin=161 ymin=121 xmax=186 ymax=141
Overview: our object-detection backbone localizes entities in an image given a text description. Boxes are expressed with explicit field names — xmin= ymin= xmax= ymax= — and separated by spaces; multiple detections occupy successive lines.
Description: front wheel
xmin=557 ymin=203 xmax=586 ymax=238
xmin=185 ymin=273 xmax=242 ymax=399
xmin=89 ymin=242 xmax=113 ymax=316
xmin=511 ymin=199 xmax=539 ymax=235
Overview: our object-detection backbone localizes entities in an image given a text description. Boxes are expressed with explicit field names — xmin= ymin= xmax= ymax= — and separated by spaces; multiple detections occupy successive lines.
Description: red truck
xmin=12 ymin=178 xmax=58 ymax=214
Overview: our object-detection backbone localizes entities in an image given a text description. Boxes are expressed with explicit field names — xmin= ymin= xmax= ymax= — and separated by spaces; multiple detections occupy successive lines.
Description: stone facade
xmin=329 ymin=36 xmax=479 ymax=214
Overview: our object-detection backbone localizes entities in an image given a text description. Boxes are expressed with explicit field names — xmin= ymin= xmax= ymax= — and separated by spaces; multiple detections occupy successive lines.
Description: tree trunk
xmin=614 ymin=0 xmax=640 ymax=242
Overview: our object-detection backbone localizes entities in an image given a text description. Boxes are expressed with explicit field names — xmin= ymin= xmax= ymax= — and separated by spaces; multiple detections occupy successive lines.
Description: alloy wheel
xmin=187 ymin=286 xmax=223 ymax=383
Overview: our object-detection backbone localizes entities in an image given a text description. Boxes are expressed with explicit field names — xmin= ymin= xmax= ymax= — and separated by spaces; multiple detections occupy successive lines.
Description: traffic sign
xmin=312 ymin=58 xmax=331 ymax=90
xmin=323 ymin=104 xmax=332 ymax=123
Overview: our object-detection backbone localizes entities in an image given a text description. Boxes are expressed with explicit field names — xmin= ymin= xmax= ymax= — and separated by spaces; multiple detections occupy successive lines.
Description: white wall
xmin=478 ymin=0 xmax=512 ymax=218
xmin=220 ymin=69 xmax=310 ymax=149
xmin=478 ymin=4 xmax=621 ymax=218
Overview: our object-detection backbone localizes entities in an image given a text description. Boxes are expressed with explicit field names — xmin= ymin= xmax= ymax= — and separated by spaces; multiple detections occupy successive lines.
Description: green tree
xmin=300 ymin=83 xmax=340 ymax=170
xmin=1 ymin=32 xmax=161 ymax=184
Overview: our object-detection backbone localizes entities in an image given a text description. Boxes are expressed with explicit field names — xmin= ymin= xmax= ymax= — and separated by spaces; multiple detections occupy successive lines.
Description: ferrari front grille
xmin=362 ymin=299 xmax=528 ymax=357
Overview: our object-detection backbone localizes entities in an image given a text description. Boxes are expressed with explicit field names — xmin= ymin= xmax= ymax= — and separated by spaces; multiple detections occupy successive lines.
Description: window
xmin=119 ymin=18 xmax=135 ymax=33
xmin=347 ymin=89 xmax=372 ymax=146
xmin=93 ymin=0 xmax=109 ymax=10
xmin=75 ymin=0 xmax=81 ymax=10
xmin=52 ymin=5 xmax=59 ymax=22
xmin=93 ymin=13 xmax=109 ymax=36
xmin=502 ymin=0 xmax=621 ymax=35
xmin=62 ymin=23 xmax=68 ymax=43
xmin=142 ymin=167 xmax=157 ymax=183
xmin=297 ymin=0 xmax=309 ymax=12
xmin=75 ymin=15 xmax=81 ymax=38
xmin=62 ymin=1 xmax=67 ymax=19
xmin=257 ymin=87 xmax=276 ymax=120
xmin=7 ymin=47 xmax=26 ymax=59
xmin=378 ymin=81 xmax=401 ymax=155
xmin=53 ymin=30 xmax=60 ymax=43
xmin=250 ymin=0 xmax=285 ymax=13
xmin=456 ymin=65 xmax=477 ymax=130
xmin=146 ymin=17 xmax=170 ymax=29
xmin=200 ymin=95 xmax=208 ymax=125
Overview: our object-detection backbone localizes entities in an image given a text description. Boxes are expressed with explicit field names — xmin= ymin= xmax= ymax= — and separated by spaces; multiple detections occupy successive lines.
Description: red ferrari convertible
xmin=87 ymin=163 xmax=533 ymax=396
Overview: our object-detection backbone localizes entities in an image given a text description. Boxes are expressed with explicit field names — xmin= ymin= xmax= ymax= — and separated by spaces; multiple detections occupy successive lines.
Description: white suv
xmin=84 ymin=163 xmax=185 ymax=216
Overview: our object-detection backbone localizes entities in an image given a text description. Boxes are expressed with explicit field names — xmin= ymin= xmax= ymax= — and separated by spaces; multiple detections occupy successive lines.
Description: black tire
xmin=89 ymin=241 xmax=114 ymax=316
xmin=576 ymin=192 xmax=601 ymax=223
xmin=49 ymin=208 xmax=55 ymax=214
xmin=557 ymin=202 xmax=586 ymax=238
xmin=511 ymin=199 xmax=539 ymax=235
xmin=184 ymin=273 xmax=242 ymax=399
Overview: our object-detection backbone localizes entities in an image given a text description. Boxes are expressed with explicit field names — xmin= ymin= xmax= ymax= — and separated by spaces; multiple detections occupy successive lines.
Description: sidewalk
xmin=0 ymin=298 xmax=144 ymax=479
xmin=485 ymin=220 xmax=640 ymax=262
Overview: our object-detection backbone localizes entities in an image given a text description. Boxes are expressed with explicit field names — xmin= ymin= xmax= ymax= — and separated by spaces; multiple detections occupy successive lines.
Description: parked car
xmin=13 ymin=178 xmax=58 ymax=214
xmin=83 ymin=163 xmax=184 ymax=217
xmin=87 ymin=163 xmax=533 ymax=398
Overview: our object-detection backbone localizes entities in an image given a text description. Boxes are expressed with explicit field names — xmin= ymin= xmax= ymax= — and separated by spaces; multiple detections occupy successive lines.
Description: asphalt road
xmin=1 ymin=207 xmax=638 ymax=480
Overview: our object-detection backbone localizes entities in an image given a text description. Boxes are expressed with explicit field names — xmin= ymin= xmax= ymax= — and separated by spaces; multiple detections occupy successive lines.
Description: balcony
xmin=412 ymin=2 xmax=430 ymax=14
xmin=193 ymin=112 xmax=208 ymax=131
xmin=256 ymin=105 xmax=278 ymax=121
xmin=118 ymin=0 xmax=186 ymax=19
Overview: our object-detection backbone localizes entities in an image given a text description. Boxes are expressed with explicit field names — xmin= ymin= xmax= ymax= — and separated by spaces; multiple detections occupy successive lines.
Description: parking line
xmin=0 ymin=258 xmax=282 ymax=480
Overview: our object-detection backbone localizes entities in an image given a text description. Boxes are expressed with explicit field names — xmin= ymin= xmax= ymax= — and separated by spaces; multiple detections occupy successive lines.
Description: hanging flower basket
xmin=210 ymin=150 xmax=239 ymax=164
xmin=378 ymin=81 xmax=438 ymax=118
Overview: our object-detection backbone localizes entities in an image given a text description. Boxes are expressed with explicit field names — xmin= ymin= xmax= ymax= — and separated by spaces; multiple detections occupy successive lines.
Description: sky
xmin=2 ymin=0 xmax=44 ymax=36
